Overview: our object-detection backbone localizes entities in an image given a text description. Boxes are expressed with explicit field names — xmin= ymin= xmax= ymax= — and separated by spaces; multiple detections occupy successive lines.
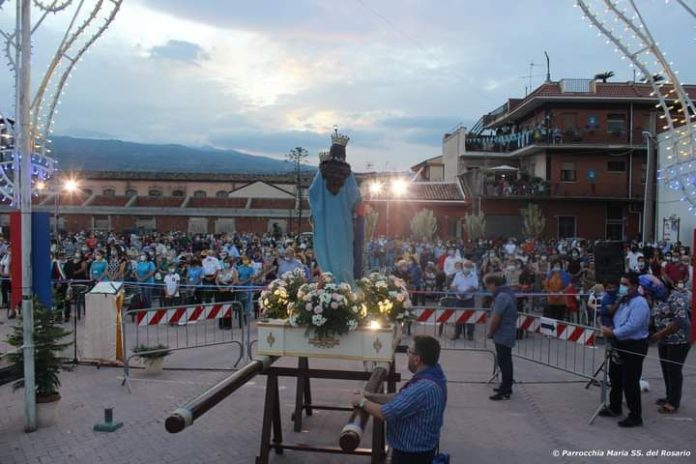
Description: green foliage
xmin=464 ymin=212 xmax=487 ymax=240
xmin=593 ymin=71 xmax=615 ymax=83
xmin=520 ymin=203 xmax=546 ymax=238
xmin=6 ymin=299 xmax=73 ymax=397
xmin=410 ymin=209 xmax=438 ymax=241
xmin=365 ymin=204 xmax=379 ymax=240
xmin=133 ymin=344 xmax=171 ymax=359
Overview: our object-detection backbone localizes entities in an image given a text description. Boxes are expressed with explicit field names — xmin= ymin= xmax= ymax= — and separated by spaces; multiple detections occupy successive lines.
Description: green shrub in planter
xmin=6 ymin=299 xmax=73 ymax=402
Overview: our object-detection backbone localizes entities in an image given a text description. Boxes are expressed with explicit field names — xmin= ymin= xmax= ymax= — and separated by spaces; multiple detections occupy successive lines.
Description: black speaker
xmin=594 ymin=241 xmax=625 ymax=284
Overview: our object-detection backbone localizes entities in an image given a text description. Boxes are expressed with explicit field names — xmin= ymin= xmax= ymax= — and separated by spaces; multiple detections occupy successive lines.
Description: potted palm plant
xmin=6 ymin=299 xmax=73 ymax=428
xmin=133 ymin=344 xmax=171 ymax=375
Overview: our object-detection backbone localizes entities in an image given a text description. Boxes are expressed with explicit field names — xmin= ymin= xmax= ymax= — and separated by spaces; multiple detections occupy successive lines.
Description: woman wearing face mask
xmin=544 ymin=260 xmax=570 ymax=321
xmin=163 ymin=264 xmax=181 ymax=308
xmin=89 ymin=251 xmax=108 ymax=283
xmin=216 ymin=258 xmax=238 ymax=303
xmin=650 ymin=279 xmax=692 ymax=414
xmin=135 ymin=254 xmax=156 ymax=308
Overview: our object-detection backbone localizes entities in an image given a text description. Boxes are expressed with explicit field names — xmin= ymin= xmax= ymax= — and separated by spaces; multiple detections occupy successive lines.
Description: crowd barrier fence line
xmin=120 ymin=300 xmax=245 ymax=393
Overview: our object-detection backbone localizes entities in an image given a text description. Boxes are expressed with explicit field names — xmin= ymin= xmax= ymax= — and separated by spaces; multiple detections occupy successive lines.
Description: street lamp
xmin=63 ymin=178 xmax=78 ymax=193
xmin=386 ymin=178 xmax=408 ymax=237
xmin=369 ymin=181 xmax=383 ymax=197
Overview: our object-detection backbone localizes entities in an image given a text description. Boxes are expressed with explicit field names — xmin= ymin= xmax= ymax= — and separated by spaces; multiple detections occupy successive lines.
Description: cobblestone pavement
xmin=1 ymin=316 xmax=695 ymax=464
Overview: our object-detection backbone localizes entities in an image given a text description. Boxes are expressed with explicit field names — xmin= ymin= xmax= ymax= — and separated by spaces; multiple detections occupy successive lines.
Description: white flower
xmin=289 ymin=313 xmax=300 ymax=327
xmin=351 ymin=305 xmax=359 ymax=313
xmin=403 ymin=300 xmax=412 ymax=309
xmin=305 ymin=303 xmax=313 ymax=311
xmin=388 ymin=291 xmax=397 ymax=298
xmin=330 ymin=302 xmax=338 ymax=309
xmin=320 ymin=293 xmax=332 ymax=305
xmin=312 ymin=314 xmax=327 ymax=326
xmin=339 ymin=283 xmax=351 ymax=292
xmin=332 ymin=293 xmax=341 ymax=301
xmin=303 ymin=294 xmax=312 ymax=302
xmin=396 ymin=293 xmax=405 ymax=303
xmin=348 ymin=319 xmax=358 ymax=331
xmin=314 ymin=306 xmax=323 ymax=314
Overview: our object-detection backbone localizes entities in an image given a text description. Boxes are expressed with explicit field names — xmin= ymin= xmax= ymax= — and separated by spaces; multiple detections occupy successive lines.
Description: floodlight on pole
xmin=63 ymin=179 xmax=78 ymax=193
xmin=369 ymin=181 xmax=383 ymax=197
xmin=391 ymin=179 xmax=408 ymax=197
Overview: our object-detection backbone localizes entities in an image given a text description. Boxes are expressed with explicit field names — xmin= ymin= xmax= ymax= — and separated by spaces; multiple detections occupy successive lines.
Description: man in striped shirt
xmin=351 ymin=335 xmax=447 ymax=464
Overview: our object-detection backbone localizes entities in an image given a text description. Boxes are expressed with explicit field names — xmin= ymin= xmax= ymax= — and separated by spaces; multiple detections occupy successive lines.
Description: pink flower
xmin=330 ymin=302 xmax=338 ymax=309
xmin=314 ymin=306 xmax=323 ymax=314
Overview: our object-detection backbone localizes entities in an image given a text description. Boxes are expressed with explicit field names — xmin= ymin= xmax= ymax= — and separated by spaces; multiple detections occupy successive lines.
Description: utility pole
xmin=18 ymin=0 xmax=36 ymax=432
xmin=286 ymin=147 xmax=308 ymax=237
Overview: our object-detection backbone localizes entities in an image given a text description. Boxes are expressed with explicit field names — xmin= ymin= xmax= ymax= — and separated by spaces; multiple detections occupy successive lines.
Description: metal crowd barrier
xmin=407 ymin=301 xmax=606 ymax=383
xmin=121 ymin=301 xmax=245 ymax=392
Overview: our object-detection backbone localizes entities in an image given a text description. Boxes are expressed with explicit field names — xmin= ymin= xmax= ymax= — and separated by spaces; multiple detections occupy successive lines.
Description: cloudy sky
xmin=1 ymin=0 xmax=695 ymax=171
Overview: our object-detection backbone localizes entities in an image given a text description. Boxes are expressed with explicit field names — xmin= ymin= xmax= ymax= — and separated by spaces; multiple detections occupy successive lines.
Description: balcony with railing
xmin=461 ymin=171 xmax=643 ymax=200
xmin=464 ymin=127 xmax=647 ymax=155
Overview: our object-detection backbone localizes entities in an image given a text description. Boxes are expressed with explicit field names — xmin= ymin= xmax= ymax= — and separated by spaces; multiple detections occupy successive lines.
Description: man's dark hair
xmin=483 ymin=272 xmax=506 ymax=287
xmin=413 ymin=335 xmax=440 ymax=366
xmin=622 ymin=272 xmax=640 ymax=286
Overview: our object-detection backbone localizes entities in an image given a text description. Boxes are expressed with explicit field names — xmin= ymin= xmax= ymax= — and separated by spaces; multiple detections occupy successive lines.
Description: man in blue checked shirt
xmin=351 ymin=335 xmax=447 ymax=464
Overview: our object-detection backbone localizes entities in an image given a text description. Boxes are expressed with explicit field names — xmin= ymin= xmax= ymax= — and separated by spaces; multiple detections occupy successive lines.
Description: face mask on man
xmin=552 ymin=266 xmax=561 ymax=272
xmin=618 ymin=284 xmax=629 ymax=296
xmin=168 ymin=267 xmax=175 ymax=273
xmin=140 ymin=255 xmax=146 ymax=262
xmin=677 ymin=282 xmax=685 ymax=289
xmin=463 ymin=267 xmax=472 ymax=275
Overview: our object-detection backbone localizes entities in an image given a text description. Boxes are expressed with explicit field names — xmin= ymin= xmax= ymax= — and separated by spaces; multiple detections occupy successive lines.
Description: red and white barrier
xmin=135 ymin=303 xmax=234 ymax=326
xmin=517 ymin=314 xmax=597 ymax=346
xmin=412 ymin=307 xmax=488 ymax=325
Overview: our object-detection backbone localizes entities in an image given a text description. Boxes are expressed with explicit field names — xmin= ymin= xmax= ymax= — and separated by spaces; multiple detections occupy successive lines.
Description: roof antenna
xmin=544 ymin=51 xmax=551 ymax=82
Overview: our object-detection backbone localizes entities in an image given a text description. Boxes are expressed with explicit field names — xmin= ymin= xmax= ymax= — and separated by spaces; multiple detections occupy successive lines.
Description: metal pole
xmin=18 ymin=0 xmax=36 ymax=433
xmin=386 ymin=200 xmax=390 ymax=237
xmin=642 ymin=132 xmax=654 ymax=243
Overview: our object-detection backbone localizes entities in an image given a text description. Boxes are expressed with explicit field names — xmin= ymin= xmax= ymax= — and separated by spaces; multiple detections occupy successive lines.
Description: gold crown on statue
xmin=331 ymin=126 xmax=350 ymax=147
xmin=318 ymin=150 xmax=330 ymax=163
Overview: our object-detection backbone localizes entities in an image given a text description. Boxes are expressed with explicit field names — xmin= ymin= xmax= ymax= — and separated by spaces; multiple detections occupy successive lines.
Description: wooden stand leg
xmin=301 ymin=357 xmax=313 ymax=416
xmin=257 ymin=373 xmax=280 ymax=464
xmin=387 ymin=359 xmax=397 ymax=394
xmin=292 ymin=357 xmax=307 ymax=432
xmin=272 ymin=377 xmax=283 ymax=455
xmin=371 ymin=416 xmax=386 ymax=464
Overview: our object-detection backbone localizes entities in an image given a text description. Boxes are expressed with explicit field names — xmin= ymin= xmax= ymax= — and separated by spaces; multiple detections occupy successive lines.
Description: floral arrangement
xmin=288 ymin=274 xmax=366 ymax=339
xmin=357 ymin=272 xmax=412 ymax=323
xmin=259 ymin=268 xmax=307 ymax=319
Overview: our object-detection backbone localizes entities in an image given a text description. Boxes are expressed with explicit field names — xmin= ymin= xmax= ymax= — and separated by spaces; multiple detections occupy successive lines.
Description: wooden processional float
xmin=166 ymin=321 xmax=401 ymax=464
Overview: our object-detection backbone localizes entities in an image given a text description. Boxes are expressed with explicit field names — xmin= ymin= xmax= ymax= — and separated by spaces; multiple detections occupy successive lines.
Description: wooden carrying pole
xmin=165 ymin=356 xmax=276 ymax=433
xmin=338 ymin=366 xmax=387 ymax=452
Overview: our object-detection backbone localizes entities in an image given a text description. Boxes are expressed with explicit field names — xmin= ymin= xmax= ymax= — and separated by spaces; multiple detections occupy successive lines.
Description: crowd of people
xmin=0 ymin=230 xmax=691 ymax=427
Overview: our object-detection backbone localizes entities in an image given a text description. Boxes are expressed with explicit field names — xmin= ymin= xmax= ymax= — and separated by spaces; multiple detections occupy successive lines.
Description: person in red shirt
xmin=662 ymin=252 xmax=688 ymax=286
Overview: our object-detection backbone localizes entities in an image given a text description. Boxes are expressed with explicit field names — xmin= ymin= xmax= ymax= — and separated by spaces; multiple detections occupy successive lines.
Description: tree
xmin=6 ymin=299 xmax=72 ymax=400
xmin=286 ymin=147 xmax=309 ymax=235
xmin=410 ymin=209 xmax=438 ymax=241
xmin=464 ymin=212 xmax=486 ymax=240
xmin=365 ymin=204 xmax=380 ymax=240
xmin=520 ymin=203 xmax=546 ymax=238
xmin=593 ymin=71 xmax=615 ymax=83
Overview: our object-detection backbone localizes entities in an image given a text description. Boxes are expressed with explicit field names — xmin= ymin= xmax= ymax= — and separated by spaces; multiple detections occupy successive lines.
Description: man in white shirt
xmin=443 ymin=248 xmax=459 ymax=279
xmin=625 ymin=245 xmax=643 ymax=273
xmin=163 ymin=266 xmax=180 ymax=307
xmin=201 ymin=250 xmax=222 ymax=303
xmin=503 ymin=238 xmax=517 ymax=257
xmin=450 ymin=260 xmax=479 ymax=341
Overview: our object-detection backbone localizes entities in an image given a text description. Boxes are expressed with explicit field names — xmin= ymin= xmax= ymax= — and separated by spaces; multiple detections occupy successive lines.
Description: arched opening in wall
xmin=125 ymin=189 xmax=138 ymax=198
xmin=102 ymin=188 xmax=115 ymax=197
xmin=148 ymin=189 xmax=162 ymax=197
xmin=193 ymin=190 xmax=207 ymax=198
xmin=216 ymin=190 xmax=229 ymax=198
xmin=172 ymin=189 xmax=185 ymax=197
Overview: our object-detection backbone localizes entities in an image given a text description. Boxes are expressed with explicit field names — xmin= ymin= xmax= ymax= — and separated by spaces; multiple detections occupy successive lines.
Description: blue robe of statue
xmin=308 ymin=172 xmax=361 ymax=286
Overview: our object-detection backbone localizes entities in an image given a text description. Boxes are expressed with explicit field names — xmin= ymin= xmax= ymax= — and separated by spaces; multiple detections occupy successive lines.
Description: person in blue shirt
xmin=485 ymin=273 xmax=518 ymax=400
xmin=135 ymin=254 xmax=156 ymax=308
xmin=89 ymin=251 xmax=108 ymax=282
xmin=599 ymin=281 xmax=619 ymax=327
xmin=184 ymin=259 xmax=204 ymax=304
xmin=351 ymin=335 xmax=446 ymax=464
xmin=599 ymin=272 xmax=652 ymax=428
xmin=236 ymin=256 xmax=256 ymax=325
